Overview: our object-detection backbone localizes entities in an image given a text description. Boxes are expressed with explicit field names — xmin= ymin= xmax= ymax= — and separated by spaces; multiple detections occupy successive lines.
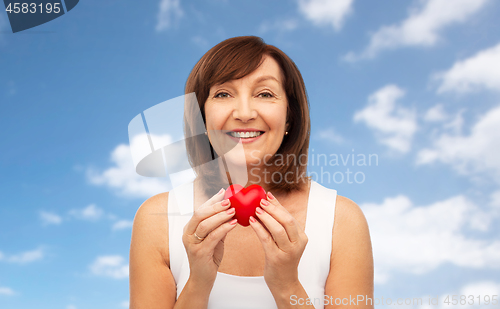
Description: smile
xmin=227 ymin=131 xmax=264 ymax=139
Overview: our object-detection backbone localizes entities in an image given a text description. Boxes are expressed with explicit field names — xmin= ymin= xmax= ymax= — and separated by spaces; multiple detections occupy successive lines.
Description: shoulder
xmin=323 ymin=194 xmax=374 ymax=302
xmin=331 ymin=194 xmax=372 ymax=260
xmin=131 ymin=191 xmax=170 ymax=265
xmin=129 ymin=192 xmax=178 ymax=307
xmin=334 ymin=195 xmax=369 ymax=229
xmin=134 ymin=191 xmax=170 ymax=219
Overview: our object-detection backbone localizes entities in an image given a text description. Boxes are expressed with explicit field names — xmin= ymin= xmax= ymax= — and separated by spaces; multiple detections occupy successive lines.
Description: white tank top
xmin=167 ymin=180 xmax=337 ymax=309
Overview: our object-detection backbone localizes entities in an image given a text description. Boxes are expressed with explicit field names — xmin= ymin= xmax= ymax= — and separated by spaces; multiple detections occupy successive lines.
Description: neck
xmin=215 ymin=159 xmax=273 ymax=190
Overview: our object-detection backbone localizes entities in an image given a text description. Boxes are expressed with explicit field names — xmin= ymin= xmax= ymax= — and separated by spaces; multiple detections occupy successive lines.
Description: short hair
xmin=184 ymin=36 xmax=310 ymax=195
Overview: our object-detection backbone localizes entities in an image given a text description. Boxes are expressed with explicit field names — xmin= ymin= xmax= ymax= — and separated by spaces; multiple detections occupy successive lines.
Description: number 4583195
xmin=443 ymin=295 xmax=498 ymax=306
xmin=6 ymin=3 xmax=61 ymax=14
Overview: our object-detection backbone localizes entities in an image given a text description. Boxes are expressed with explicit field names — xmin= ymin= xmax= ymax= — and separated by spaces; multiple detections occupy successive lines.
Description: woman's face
xmin=204 ymin=54 xmax=288 ymax=168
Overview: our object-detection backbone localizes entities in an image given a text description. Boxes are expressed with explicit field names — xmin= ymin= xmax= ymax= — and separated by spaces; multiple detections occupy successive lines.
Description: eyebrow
xmin=253 ymin=75 xmax=280 ymax=84
xmin=214 ymin=75 xmax=281 ymax=89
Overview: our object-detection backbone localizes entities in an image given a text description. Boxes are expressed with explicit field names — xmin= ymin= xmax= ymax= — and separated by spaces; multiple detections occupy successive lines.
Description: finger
xmin=254 ymin=206 xmax=291 ymax=250
xmin=197 ymin=188 xmax=229 ymax=216
xmin=261 ymin=192 xmax=301 ymax=243
xmin=184 ymin=188 xmax=227 ymax=235
xmin=203 ymin=219 xmax=238 ymax=253
xmin=194 ymin=206 xmax=236 ymax=240
xmin=249 ymin=216 xmax=278 ymax=255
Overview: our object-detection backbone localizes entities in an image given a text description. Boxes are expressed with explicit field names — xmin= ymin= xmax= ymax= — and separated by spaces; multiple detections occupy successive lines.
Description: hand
xmin=182 ymin=188 xmax=238 ymax=287
xmin=249 ymin=191 xmax=308 ymax=292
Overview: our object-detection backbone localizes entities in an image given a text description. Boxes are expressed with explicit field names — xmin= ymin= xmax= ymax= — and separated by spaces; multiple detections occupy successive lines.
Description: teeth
xmin=229 ymin=131 xmax=263 ymax=138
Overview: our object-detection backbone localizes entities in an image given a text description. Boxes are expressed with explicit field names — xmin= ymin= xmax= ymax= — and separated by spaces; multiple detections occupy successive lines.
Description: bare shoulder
xmin=130 ymin=192 xmax=178 ymax=308
xmin=331 ymin=194 xmax=372 ymax=261
xmin=334 ymin=195 xmax=369 ymax=229
xmin=324 ymin=194 xmax=374 ymax=306
xmin=131 ymin=191 xmax=170 ymax=265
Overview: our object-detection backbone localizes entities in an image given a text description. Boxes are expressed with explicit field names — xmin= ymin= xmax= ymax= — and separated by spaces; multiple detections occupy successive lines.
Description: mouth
xmin=226 ymin=131 xmax=264 ymax=139
xmin=224 ymin=129 xmax=266 ymax=144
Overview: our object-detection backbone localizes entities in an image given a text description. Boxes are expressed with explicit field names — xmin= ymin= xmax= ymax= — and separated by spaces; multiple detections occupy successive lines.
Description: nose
xmin=232 ymin=96 xmax=257 ymax=123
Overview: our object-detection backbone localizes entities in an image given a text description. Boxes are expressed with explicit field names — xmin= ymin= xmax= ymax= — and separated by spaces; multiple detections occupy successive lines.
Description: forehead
xmin=251 ymin=55 xmax=283 ymax=81
xmin=218 ymin=54 xmax=284 ymax=87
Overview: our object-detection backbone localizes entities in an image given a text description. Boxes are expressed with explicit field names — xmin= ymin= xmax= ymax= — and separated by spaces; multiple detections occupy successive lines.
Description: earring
xmin=204 ymin=131 xmax=208 ymax=135
xmin=285 ymin=131 xmax=289 ymax=135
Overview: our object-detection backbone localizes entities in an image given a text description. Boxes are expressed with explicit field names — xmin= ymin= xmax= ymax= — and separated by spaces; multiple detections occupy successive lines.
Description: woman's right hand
xmin=182 ymin=188 xmax=237 ymax=287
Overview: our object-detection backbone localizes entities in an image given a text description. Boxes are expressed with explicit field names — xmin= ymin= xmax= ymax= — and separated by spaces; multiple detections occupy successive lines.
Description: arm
xmin=249 ymin=192 xmax=316 ymax=309
xmin=129 ymin=190 xmax=237 ymax=309
xmin=324 ymin=195 xmax=374 ymax=309
xmin=129 ymin=193 xmax=212 ymax=309
xmin=129 ymin=192 xmax=176 ymax=309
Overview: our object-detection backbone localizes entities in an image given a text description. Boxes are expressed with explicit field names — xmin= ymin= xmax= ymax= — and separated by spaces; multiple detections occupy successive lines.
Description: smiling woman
xmin=129 ymin=36 xmax=374 ymax=309
xmin=184 ymin=36 xmax=311 ymax=197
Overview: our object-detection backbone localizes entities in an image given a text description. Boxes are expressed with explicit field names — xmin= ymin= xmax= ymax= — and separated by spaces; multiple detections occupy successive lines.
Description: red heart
xmin=224 ymin=184 xmax=266 ymax=227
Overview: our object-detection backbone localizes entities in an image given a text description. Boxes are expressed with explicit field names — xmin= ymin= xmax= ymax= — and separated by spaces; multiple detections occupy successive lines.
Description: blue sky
xmin=1 ymin=0 xmax=500 ymax=308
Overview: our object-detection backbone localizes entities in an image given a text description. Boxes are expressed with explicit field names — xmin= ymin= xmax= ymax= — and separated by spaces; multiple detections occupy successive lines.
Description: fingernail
xmin=249 ymin=216 xmax=256 ymax=223
xmin=221 ymin=199 xmax=230 ymax=206
xmin=226 ymin=207 xmax=235 ymax=215
xmin=218 ymin=188 xmax=225 ymax=195
xmin=267 ymin=192 xmax=275 ymax=200
xmin=230 ymin=218 xmax=238 ymax=225
xmin=261 ymin=199 xmax=269 ymax=206
xmin=255 ymin=207 xmax=263 ymax=214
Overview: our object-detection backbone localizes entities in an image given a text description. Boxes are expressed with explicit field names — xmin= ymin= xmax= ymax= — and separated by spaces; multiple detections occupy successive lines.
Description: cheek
xmin=262 ymin=106 xmax=288 ymax=130
xmin=204 ymin=105 xmax=227 ymax=129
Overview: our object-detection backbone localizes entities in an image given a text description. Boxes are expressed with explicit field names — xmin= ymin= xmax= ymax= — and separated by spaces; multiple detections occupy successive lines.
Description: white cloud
xmin=361 ymin=194 xmax=500 ymax=284
xmin=416 ymin=105 xmax=500 ymax=181
xmin=416 ymin=281 xmax=500 ymax=308
xmin=41 ymin=206 xmax=132 ymax=229
xmin=0 ymin=286 xmax=15 ymax=296
xmin=423 ymin=104 xmax=448 ymax=122
xmin=39 ymin=211 xmax=62 ymax=226
xmin=491 ymin=190 xmax=500 ymax=209
xmin=0 ymin=247 xmax=44 ymax=264
xmin=89 ymin=255 xmax=129 ymax=279
xmin=354 ymin=84 xmax=417 ymax=153
xmin=87 ymin=143 xmax=170 ymax=199
xmin=112 ymin=220 xmax=133 ymax=231
xmin=69 ymin=204 xmax=104 ymax=221
xmin=434 ymin=42 xmax=500 ymax=94
xmin=441 ymin=108 xmax=465 ymax=135
xmin=344 ymin=0 xmax=490 ymax=61
xmin=297 ymin=0 xmax=354 ymax=31
xmin=156 ymin=0 xmax=183 ymax=32
xmin=459 ymin=281 xmax=500 ymax=298
xmin=316 ymin=127 xmax=344 ymax=144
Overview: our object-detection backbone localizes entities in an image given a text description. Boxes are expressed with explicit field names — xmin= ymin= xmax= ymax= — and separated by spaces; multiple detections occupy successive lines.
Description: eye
xmin=258 ymin=92 xmax=274 ymax=98
xmin=214 ymin=92 xmax=230 ymax=98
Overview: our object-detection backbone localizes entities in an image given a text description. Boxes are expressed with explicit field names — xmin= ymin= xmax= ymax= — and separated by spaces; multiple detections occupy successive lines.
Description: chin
xmin=222 ymin=152 xmax=263 ymax=168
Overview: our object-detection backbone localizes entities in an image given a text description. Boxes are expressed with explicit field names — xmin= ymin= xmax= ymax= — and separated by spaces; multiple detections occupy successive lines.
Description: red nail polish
xmin=221 ymin=199 xmax=230 ymax=206
xmin=255 ymin=207 xmax=263 ymax=214
xmin=268 ymin=192 xmax=275 ymax=200
xmin=230 ymin=218 xmax=238 ymax=225
xmin=261 ymin=199 xmax=269 ymax=206
xmin=249 ymin=216 xmax=256 ymax=223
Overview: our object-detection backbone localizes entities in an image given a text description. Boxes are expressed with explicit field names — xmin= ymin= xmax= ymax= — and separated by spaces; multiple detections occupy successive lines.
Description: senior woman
xmin=129 ymin=36 xmax=374 ymax=309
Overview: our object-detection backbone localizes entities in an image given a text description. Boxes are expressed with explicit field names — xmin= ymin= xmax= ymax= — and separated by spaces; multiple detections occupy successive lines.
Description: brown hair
xmin=184 ymin=36 xmax=310 ymax=195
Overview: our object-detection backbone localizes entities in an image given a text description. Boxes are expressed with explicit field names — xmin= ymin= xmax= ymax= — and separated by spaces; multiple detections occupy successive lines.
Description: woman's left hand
xmin=249 ymin=191 xmax=308 ymax=293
